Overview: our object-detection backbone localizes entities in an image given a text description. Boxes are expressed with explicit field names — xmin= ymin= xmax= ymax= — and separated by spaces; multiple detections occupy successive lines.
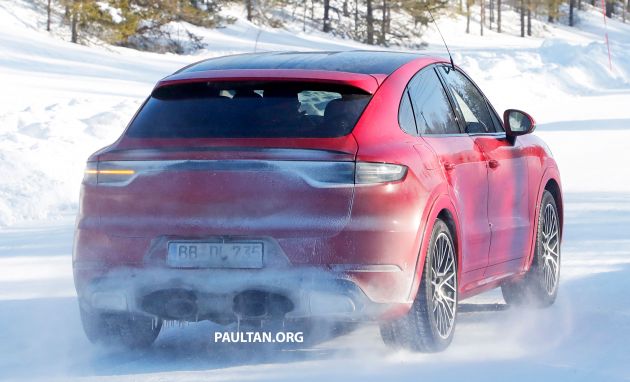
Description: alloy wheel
xmin=541 ymin=203 xmax=560 ymax=295
xmin=430 ymin=232 xmax=457 ymax=338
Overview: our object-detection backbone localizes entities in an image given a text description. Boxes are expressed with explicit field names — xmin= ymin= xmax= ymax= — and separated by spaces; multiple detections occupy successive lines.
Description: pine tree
xmin=60 ymin=0 xmax=113 ymax=43
xmin=547 ymin=0 xmax=561 ymax=22
xmin=605 ymin=0 xmax=613 ymax=17
xmin=401 ymin=0 xmax=448 ymax=27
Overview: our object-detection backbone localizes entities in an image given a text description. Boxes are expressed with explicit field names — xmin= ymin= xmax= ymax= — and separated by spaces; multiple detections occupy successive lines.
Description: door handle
xmin=444 ymin=162 xmax=455 ymax=171
xmin=488 ymin=159 xmax=500 ymax=169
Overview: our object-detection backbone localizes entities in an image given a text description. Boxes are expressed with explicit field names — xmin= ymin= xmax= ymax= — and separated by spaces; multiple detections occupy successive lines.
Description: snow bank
xmin=0 ymin=99 xmax=141 ymax=225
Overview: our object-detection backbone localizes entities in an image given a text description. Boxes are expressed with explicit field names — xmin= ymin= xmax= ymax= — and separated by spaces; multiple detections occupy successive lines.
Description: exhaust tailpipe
xmin=233 ymin=290 xmax=294 ymax=319
xmin=142 ymin=289 xmax=198 ymax=320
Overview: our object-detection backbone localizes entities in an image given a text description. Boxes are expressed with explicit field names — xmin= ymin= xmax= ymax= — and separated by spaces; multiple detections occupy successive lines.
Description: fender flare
xmin=406 ymin=192 xmax=462 ymax=302
xmin=523 ymin=166 xmax=563 ymax=270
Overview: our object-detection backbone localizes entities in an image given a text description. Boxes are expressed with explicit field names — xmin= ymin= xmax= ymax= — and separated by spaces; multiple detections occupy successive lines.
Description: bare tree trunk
xmin=303 ymin=0 xmax=307 ymax=31
xmin=520 ymin=0 xmax=525 ymax=37
xmin=548 ymin=0 xmax=555 ymax=22
xmin=527 ymin=3 xmax=531 ymax=35
xmin=379 ymin=0 xmax=387 ymax=45
xmin=354 ymin=0 xmax=358 ymax=35
xmin=490 ymin=0 xmax=494 ymax=30
xmin=569 ymin=0 xmax=575 ymax=25
xmin=323 ymin=0 xmax=331 ymax=32
xmin=497 ymin=0 xmax=501 ymax=32
xmin=71 ymin=4 xmax=78 ymax=43
xmin=466 ymin=0 xmax=471 ymax=33
xmin=246 ymin=0 xmax=253 ymax=21
xmin=366 ymin=0 xmax=374 ymax=44
xmin=343 ymin=0 xmax=349 ymax=17
xmin=480 ymin=0 xmax=485 ymax=36
xmin=292 ymin=1 xmax=298 ymax=20
xmin=386 ymin=4 xmax=390 ymax=38
xmin=47 ymin=0 xmax=51 ymax=31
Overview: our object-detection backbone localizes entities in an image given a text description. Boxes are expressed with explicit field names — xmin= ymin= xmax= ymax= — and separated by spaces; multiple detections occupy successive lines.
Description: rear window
xmin=126 ymin=82 xmax=372 ymax=138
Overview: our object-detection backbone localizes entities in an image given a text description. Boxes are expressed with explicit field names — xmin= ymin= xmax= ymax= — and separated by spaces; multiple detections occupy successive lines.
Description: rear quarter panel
xmin=350 ymin=58 xmax=464 ymax=302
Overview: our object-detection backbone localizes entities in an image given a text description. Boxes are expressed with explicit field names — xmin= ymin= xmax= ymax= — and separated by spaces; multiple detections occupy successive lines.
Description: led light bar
xmin=83 ymin=162 xmax=136 ymax=185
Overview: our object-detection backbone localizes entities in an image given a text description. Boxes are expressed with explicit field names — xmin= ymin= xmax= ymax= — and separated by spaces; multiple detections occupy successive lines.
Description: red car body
xmin=73 ymin=51 xmax=562 ymax=330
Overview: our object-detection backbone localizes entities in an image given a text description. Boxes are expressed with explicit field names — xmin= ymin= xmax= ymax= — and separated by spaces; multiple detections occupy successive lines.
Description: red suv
xmin=74 ymin=51 xmax=562 ymax=352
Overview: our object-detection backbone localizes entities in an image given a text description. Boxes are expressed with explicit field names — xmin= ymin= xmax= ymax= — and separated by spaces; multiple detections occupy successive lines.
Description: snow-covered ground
xmin=1 ymin=0 xmax=629 ymax=380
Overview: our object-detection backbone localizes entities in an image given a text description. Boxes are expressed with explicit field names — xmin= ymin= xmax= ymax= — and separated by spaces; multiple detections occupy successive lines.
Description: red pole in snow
xmin=601 ymin=0 xmax=613 ymax=71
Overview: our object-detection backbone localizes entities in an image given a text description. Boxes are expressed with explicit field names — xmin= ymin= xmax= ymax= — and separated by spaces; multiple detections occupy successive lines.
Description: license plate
xmin=167 ymin=241 xmax=263 ymax=269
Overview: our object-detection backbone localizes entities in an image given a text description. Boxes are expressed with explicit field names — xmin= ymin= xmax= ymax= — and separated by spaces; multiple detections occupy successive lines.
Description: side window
xmin=490 ymin=108 xmax=504 ymax=132
xmin=407 ymin=68 xmax=459 ymax=135
xmin=438 ymin=66 xmax=498 ymax=134
xmin=398 ymin=91 xmax=417 ymax=135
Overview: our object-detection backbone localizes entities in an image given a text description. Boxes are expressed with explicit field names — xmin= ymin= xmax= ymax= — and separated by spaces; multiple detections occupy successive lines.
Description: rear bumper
xmin=74 ymin=264 xmax=411 ymax=322
xmin=74 ymin=168 xmax=427 ymax=322
xmin=74 ymin=212 xmax=422 ymax=306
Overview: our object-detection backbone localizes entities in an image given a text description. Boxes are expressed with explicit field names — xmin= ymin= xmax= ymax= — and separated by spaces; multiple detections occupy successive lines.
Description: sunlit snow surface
xmin=1 ymin=0 xmax=629 ymax=380
xmin=1 ymin=194 xmax=629 ymax=381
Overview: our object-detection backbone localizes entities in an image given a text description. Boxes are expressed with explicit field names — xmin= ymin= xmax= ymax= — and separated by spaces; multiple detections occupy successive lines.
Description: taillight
xmin=83 ymin=162 xmax=136 ymax=185
xmin=82 ymin=160 xmax=407 ymax=186
xmin=355 ymin=162 xmax=407 ymax=185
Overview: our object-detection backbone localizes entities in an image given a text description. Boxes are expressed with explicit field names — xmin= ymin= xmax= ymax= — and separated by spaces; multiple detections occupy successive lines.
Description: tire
xmin=502 ymin=190 xmax=561 ymax=307
xmin=80 ymin=306 xmax=162 ymax=349
xmin=380 ymin=218 xmax=458 ymax=352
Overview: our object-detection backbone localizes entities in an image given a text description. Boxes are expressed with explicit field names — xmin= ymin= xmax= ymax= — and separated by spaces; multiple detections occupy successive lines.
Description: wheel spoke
xmin=441 ymin=272 xmax=455 ymax=284
xmin=443 ymin=299 xmax=454 ymax=319
xmin=442 ymin=281 xmax=456 ymax=293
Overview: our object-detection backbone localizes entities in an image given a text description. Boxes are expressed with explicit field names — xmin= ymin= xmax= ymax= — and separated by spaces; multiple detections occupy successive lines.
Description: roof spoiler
xmin=155 ymin=69 xmax=381 ymax=94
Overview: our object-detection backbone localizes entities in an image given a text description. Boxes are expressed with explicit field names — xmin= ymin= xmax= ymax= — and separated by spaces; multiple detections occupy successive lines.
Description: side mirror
xmin=503 ymin=109 xmax=536 ymax=137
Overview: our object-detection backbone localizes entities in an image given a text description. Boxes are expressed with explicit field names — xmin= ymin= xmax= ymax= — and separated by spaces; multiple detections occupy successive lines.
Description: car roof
xmin=178 ymin=50 xmax=428 ymax=76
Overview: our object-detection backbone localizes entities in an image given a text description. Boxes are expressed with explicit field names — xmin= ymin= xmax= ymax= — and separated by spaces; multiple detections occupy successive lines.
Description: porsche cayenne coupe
xmin=73 ymin=51 xmax=563 ymax=352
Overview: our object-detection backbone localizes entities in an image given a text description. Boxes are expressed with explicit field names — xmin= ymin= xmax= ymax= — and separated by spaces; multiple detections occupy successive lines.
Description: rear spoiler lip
xmin=155 ymin=69 xmax=382 ymax=94
xmin=101 ymin=146 xmax=353 ymax=158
